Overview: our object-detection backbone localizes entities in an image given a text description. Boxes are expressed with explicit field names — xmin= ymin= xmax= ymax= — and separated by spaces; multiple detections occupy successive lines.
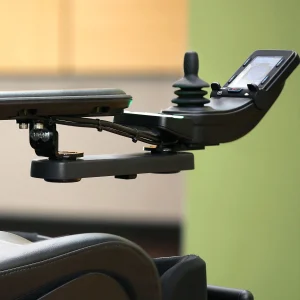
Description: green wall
xmin=185 ymin=1 xmax=300 ymax=299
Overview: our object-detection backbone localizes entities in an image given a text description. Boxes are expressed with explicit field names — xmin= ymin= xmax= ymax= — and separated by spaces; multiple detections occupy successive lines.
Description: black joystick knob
xmin=172 ymin=51 xmax=210 ymax=106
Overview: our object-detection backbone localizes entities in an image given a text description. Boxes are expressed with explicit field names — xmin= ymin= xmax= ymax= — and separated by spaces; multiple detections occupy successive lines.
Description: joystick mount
xmin=12 ymin=49 xmax=298 ymax=182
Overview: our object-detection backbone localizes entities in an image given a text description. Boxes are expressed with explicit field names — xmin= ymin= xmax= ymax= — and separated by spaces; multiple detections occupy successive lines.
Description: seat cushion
xmin=0 ymin=233 xmax=161 ymax=300
xmin=0 ymin=231 xmax=32 ymax=245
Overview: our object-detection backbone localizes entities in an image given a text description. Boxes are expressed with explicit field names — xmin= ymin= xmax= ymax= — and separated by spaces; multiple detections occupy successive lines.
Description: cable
xmin=51 ymin=116 xmax=163 ymax=145
xmin=56 ymin=116 xmax=158 ymax=139
xmin=16 ymin=115 xmax=178 ymax=146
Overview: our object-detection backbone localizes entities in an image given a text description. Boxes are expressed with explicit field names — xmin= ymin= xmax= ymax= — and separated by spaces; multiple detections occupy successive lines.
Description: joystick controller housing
xmin=29 ymin=48 xmax=299 ymax=182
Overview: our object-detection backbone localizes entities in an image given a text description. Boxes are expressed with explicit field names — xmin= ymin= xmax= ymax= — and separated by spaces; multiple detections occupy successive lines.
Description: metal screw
xmin=19 ymin=123 xmax=28 ymax=129
xmin=34 ymin=122 xmax=44 ymax=130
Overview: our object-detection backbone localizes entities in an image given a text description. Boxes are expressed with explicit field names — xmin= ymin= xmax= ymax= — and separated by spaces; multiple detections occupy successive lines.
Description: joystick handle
xmin=171 ymin=51 xmax=210 ymax=106
xmin=173 ymin=51 xmax=209 ymax=89
xmin=184 ymin=51 xmax=199 ymax=77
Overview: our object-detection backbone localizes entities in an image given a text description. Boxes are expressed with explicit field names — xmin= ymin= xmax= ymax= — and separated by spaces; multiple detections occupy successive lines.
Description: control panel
xmin=211 ymin=50 xmax=299 ymax=99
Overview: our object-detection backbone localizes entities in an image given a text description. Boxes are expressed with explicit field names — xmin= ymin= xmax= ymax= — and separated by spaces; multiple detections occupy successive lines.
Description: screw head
xmin=34 ymin=122 xmax=44 ymax=130
xmin=19 ymin=123 xmax=28 ymax=129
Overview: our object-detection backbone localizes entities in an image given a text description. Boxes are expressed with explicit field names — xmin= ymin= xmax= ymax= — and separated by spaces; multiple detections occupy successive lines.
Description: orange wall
xmin=0 ymin=0 xmax=187 ymax=75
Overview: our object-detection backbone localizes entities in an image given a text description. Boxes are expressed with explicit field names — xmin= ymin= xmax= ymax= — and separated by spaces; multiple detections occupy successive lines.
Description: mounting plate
xmin=30 ymin=152 xmax=194 ymax=182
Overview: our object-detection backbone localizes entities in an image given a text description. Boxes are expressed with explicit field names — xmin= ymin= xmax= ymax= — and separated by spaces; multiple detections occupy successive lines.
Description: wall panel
xmin=185 ymin=1 xmax=300 ymax=299
xmin=0 ymin=0 xmax=60 ymax=73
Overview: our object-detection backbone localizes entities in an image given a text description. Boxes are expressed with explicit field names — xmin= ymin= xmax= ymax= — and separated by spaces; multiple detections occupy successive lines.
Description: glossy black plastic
xmin=113 ymin=111 xmax=194 ymax=143
xmin=223 ymin=50 xmax=298 ymax=91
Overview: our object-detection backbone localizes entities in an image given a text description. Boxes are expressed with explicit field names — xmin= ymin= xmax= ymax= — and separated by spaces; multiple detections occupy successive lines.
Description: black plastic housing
xmin=223 ymin=50 xmax=298 ymax=91
xmin=161 ymin=50 xmax=299 ymax=149
xmin=113 ymin=111 xmax=193 ymax=145
xmin=207 ymin=285 xmax=254 ymax=300
xmin=30 ymin=152 xmax=194 ymax=182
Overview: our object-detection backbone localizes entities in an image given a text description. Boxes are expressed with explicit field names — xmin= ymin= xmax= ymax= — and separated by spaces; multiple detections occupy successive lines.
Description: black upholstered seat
xmin=0 ymin=232 xmax=254 ymax=300
xmin=0 ymin=232 xmax=161 ymax=299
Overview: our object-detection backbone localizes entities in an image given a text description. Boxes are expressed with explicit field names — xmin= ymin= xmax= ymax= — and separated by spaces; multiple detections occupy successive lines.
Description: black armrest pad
xmin=0 ymin=88 xmax=126 ymax=99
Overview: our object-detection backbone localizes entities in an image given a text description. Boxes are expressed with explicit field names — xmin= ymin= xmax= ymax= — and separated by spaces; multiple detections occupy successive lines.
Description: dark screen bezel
xmin=223 ymin=50 xmax=296 ymax=90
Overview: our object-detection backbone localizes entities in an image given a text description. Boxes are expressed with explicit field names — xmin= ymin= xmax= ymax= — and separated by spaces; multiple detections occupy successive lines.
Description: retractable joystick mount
xmin=10 ymin=49 xmax=299 ymax=182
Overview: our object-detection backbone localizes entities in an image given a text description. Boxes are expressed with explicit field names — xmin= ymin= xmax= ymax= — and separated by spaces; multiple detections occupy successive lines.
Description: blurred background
xmin=0 ymin=0 xmax=187 ymax=257
xmin=0 ymin=1 xmax=299 ymax=299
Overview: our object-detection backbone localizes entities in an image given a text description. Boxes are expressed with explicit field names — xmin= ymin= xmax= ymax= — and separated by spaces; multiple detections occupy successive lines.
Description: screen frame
xmin=223 ymin=50 xmax=297 ymax=90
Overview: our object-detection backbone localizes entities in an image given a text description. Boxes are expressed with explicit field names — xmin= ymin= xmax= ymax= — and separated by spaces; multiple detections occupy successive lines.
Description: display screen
xmin=228 ymin=56 xmax=282 ymax=88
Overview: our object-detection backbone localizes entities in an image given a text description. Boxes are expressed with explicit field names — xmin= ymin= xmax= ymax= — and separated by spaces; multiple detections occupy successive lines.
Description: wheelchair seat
xmin=0 ymin=231 xmax=254 ymax=300
xmin=0 ymin=232 xmax=161 ymax=299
